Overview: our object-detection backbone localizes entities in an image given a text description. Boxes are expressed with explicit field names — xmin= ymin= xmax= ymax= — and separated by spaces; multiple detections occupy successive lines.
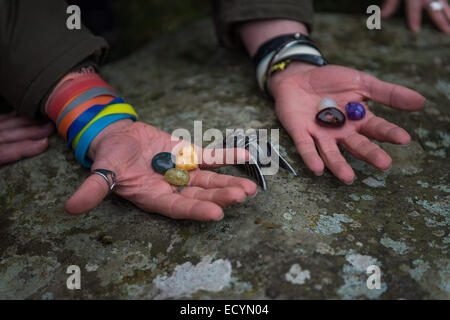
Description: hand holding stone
xmin=64 ymin=120 xmax=256 ymax=220
xmin=270 ymin=63 xmax=425 ymax=184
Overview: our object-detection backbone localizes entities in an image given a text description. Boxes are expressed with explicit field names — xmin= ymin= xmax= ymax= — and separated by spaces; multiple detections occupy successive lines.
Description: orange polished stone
xmin=175 ymin=145 xmax=199 ymax=171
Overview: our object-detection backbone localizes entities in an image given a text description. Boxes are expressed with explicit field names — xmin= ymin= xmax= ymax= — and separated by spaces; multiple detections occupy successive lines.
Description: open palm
xmin=65 ymin=121 xmax=256 ymax=220
xmin=271 ymin=64 xmax=425 ymax=183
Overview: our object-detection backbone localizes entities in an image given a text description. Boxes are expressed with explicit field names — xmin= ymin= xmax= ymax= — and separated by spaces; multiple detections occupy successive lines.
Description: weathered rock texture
xmin=0 ymin=14 xmax=449 ymax=299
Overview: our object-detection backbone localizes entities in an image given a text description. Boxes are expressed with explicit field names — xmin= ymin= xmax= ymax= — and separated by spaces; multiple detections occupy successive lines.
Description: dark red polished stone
xmin=316 ymin=107 xmax=346 ymax=127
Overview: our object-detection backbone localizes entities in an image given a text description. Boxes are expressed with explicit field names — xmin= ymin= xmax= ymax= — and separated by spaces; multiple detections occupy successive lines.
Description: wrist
xmin=87 ymin=118 xmax=134 ymax=160
xmin=45 ymin=66 xmax=97 ymax=115
xmin=239 ymin=19 xmax=309 ymax=57
xmin=269 ymin=62 xmax=318 ymax=97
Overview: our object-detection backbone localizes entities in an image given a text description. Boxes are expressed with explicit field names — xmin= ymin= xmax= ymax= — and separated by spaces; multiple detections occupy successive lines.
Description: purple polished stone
xmin=345 ymin=102 xmax=366 ymax=120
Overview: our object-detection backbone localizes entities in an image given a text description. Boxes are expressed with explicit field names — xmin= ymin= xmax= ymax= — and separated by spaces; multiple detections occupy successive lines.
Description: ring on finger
xmin=429 ymin=1 xmax=444 ymax=11
xmin=90 ymin=169 xmax=116 ymax=191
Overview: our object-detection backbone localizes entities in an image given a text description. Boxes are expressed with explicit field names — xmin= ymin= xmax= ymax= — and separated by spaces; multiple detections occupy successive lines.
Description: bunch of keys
xmin=219 ymin=129 xmax=296 ymax=190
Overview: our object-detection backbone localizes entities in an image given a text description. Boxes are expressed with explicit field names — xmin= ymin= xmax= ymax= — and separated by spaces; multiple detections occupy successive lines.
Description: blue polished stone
xmin=151 ymin=152 xmax=176 ymax=174
xmin=345 ymin=102 xmax=366 ymax=120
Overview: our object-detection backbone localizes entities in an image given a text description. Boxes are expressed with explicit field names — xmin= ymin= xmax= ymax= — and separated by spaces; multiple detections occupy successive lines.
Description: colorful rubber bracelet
xmin=71 ymin=103 xmax=138 ymax=149
xmin=56 ymin=90 xmax=84 ymax=121
xmin=67 ymin=104 xmax=106 ymax=148
xmin=48 ymin=73 xmax=112 ymax=121
xmin=47 ymin=73 xmax=112 ymax=122
xmin=45 ymin=72 xmax=84 ymax=115
xmin=56 ymin=87 xmax=118 ymax=129
xmin=75 ymin=113 xmax=137 ymax=168
xmin=58 ymin=95 xmax=115 ymax=140
xmin=66 ymin=97 xmax=124 ymax=148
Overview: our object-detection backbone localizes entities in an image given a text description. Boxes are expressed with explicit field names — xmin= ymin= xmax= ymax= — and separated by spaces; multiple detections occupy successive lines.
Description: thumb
xmin=65 ymin=162 xmax=114 ymax=215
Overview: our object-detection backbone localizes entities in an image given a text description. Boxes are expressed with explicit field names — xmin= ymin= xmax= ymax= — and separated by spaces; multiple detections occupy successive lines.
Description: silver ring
xmin=90 ymin=169 xmax=116 ymax=191
xmin=429 ymin=1 xmax=444 ymax=11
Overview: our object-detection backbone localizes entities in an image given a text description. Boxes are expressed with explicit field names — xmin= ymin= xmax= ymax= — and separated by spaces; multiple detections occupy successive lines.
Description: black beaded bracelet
xmin=252 ymin=33 xmax=314 ymax=67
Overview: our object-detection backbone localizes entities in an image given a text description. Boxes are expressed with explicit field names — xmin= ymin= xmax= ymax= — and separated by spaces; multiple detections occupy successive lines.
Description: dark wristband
xmin=282 ymin=54 xmax=328 ymax=67
xmin=252 ymin=33 xmax=314 ymax=66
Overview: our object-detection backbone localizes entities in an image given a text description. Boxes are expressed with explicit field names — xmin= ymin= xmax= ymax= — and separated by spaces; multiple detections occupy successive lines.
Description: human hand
xmin=270 ymin=63 xmax=425 ymax=184
xmin=382 ymin=0 xmax=450 ymax=34
xmin=65 ymin=120 xmax=257 ymax=220
xmin=0 ymin=112 xmax=55 ymax=165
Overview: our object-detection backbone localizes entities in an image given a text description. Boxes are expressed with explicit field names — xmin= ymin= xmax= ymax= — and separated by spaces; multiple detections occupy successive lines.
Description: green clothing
xmin=0 ymin=0 xmax=313 ymax=117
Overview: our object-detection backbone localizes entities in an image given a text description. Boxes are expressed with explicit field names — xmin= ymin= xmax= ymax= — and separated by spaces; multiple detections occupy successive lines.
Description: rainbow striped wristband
xmin=74 ymin=112 xmax=137 ymax=168
xmin=66 ymin=97 xmax=125 ymax=148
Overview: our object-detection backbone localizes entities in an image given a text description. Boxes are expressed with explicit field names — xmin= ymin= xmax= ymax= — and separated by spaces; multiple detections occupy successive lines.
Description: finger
xmin=425 ymin=0 xmax=450 ymax=34
xmin=181 ymin=186 xmax=246 ymax=207
xmin=0 ymin=111 xmax=17 ymax=122
xmin=0 ymin=138 xmax=49 ymax=165
xmin=277 ymin=108 xmax=324 ymax=174
xmin=382 ymin=0 xmax=401 ymax=17
xmin=190 ymin=170 xmax=257 ymax=195
xmin=200 ymin=148 xmax=249 ymax=168
xmin=315 ymin=137 xmax=355 ymax=184
xmin=294 ymin=128 xmax=324 ymax=175
xmin=405 ymin=0 xmax=423 ymax=32
xmin=65 ymin=164 xmax=112 ymax=215
xmin=359 ymin=115 xmax=411 ymax=145
xmin=146 ymin=192 xmax=224 ymax=221
xmin=274 ymin=87 xmax=325 ymax=174
xmin=0 ymin=116 xmax=40 ymax=131
xmin=340 ymin=133 xmax=392 ymax=170
xmin=0 ymin=122 xmax=55 ymax=144
xmin=444 ymin=1 xmax=450 ymax=21
xmin=361 ymin=72 xmax=426 ymax=111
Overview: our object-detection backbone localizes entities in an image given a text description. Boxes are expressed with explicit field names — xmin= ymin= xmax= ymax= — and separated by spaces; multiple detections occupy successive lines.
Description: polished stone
xmin=316 ymin=107 xmax=346 ymax=127
xmin=1 ymin=14 xmax=448 ymax=300
xmin=345 ymin=102 xmax=366 ymax=120
xmin=176 ymin=145 xmax=199 ymax=171
xmin=318 ymin=98 xmax=338 ymax=111
xmin=164 ymin=168 xmax=190 ymax=186
xmin=151 ymin=152 xmax=175 ymax=174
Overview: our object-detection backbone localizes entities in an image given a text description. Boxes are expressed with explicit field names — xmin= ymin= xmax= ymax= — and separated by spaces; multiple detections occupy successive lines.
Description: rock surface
xmin=0 ymin=14 xmax=449 ymax=299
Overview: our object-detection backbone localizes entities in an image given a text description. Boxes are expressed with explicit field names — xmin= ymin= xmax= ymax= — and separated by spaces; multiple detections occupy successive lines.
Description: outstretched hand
xmin=65 ymin=120 xmax=257 ymax=220
xmin=382 ymin=0 xmax=450 ymax=34
xmin=270 ymin=63 xmax=425 ymax=184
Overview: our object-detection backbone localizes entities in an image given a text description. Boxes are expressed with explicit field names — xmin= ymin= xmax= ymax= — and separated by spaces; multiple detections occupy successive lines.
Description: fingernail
xmin=314 ymin=171 xmax=324 ymax=177
xmin=249 ymin=190 xmax=258 ymax=198
xmin=344 ymin=177 xmax=356 ymax=185
xmin=400 ymin=140 xmax=410 ymax=146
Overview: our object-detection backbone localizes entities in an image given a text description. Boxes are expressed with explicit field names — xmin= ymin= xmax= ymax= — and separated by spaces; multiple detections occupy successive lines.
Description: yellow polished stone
xmin=175 ymin=145 xmax=199 ymax=171
xmin=164 ymin=168 xmax=190 ymax=186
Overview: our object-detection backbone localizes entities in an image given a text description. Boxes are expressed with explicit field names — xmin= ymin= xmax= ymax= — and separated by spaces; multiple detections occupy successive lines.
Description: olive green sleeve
xmin=0 ymin=0 xmax=108 ymax=118
xmin=212 ymin=0 xmax=314 ymax=49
